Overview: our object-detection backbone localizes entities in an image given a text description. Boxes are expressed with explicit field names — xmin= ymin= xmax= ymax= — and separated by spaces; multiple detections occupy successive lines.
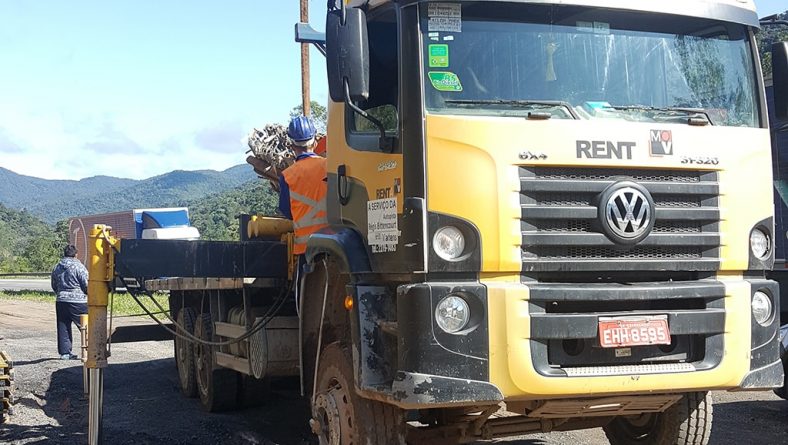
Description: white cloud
xmin=0 ymin=107 xmax=251 ymax=180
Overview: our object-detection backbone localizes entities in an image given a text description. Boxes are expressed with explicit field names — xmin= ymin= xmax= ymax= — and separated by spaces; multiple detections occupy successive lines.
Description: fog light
xmin=752 ymin=291 xmax=773 ymax=326
xmin=750 ymin=229 xmax=770 ymax=259
xmin=433 ymin=226 xmax=465 ymax=261
xmin=435 ymin=295 xmax=470 ymax=333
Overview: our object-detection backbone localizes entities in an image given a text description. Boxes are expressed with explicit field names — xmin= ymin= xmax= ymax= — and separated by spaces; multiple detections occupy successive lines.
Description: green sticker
xmin=428 ymin=71 xmax=463 ymax=92
xmin=428 ymin=44 xmax=449 ymax=67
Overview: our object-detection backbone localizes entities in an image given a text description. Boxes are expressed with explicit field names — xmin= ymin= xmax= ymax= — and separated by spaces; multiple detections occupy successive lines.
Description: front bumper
xmin=353 ymin=277 xmax=781 ymax=409
xmin=487 ymin=277 xmax=782 ymax=398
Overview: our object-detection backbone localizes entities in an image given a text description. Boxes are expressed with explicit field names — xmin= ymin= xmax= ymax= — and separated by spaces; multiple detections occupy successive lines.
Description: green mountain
xmin=0 ymin=164 xmax=257 ymax=224
xmin=0 ymin=167 xmax=136 ymax=210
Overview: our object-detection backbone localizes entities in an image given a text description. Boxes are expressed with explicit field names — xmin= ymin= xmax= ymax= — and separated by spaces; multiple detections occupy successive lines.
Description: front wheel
xmin=311 ymin=343 xmax=406 ymax=445
xmin=603 ymin=392 xmax=713 ymax=445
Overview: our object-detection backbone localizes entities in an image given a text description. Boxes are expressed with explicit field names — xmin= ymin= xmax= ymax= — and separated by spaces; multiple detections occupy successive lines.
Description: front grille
xmin=528 ymin=281 xmax=725 ymax=376
xmin=532 ymin=246 xmax=703 ymax=260
xmin=520 ymin=167 xmax=720 ymax=272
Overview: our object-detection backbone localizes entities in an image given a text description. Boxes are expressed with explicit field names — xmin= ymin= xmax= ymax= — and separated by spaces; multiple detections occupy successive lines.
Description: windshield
xmin=421 ymin=2 xmax=760 ymax=127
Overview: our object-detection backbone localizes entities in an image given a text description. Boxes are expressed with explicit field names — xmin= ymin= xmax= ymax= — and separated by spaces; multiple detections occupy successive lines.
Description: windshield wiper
xmin=444 ymin=99 xmax=579 ymax=120
xmin=606 ymin=105 xmax=713 ymax=126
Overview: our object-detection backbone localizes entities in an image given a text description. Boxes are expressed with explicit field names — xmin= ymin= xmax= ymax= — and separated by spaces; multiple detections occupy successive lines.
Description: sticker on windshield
xmin=594 ymin=22 xmax=610 ymax=34
xmin=576 ymin=21 xmax=610 ymax=34
xmin=428 ymin=71 xmax=463 ymax=92
xmin=428 ymin=3 xmax=461 ymax=32
xmin=428 ymin=44 xmax=449 ymax=68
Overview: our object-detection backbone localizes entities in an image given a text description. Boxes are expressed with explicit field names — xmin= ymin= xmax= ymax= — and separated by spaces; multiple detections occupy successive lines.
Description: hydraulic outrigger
xmin=84 ymin=225 xmax=118 ymax=445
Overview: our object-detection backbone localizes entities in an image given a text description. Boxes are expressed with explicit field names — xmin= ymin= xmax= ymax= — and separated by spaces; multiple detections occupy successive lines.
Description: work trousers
xmin=56 ymin=301 xmax=87 ymax=356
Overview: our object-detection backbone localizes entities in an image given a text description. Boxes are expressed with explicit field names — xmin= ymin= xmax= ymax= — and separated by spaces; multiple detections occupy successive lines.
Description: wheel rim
xmin=175 ymin=311 xmax=192 ymax=387
xmin=617 ymin=413 xmax=659 ymax=440
xmin=313 ymin=376 xmax=355 ymax=445
xmin=194 ymin=318 xmax=211 ymax=399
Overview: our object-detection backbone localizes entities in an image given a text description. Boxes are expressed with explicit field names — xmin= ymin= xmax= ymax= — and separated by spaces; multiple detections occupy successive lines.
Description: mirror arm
xmin=294 ymin=23 xmax=327 ymax=57
xmin=327 ymin=0 xmax=347 ymax=24
xmin=344 ymin=81 xmax=396 ymax=152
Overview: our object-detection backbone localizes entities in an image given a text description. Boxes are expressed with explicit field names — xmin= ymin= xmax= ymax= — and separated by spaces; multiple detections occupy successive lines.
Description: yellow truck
xmin=290 ymin=0 xmax=788 ymax=443
xmin=87 ymin=1 xmax=787 ymax=444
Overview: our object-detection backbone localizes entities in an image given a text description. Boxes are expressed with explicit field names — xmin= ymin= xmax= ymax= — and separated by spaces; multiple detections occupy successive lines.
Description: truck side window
xmin=346 ymin=7 xmax=399 ymax=151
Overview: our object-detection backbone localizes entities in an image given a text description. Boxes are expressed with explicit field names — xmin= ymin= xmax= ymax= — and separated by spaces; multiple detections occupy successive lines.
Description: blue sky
xmin=0 ymin=0 xmax=785 ymax=180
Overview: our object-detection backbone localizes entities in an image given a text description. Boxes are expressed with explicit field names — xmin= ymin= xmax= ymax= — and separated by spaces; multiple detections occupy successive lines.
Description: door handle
xmin=337 ymin=164 xmax=350 ymax=206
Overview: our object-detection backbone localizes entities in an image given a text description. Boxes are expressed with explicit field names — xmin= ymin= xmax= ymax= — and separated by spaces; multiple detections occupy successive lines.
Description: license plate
xmin=598 ymin=316 xmax=670 ymax=348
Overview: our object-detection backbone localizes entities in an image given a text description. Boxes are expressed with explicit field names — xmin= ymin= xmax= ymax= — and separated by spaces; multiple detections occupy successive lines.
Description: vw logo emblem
xmin=599 ymin=183 xmax=655 ymax=244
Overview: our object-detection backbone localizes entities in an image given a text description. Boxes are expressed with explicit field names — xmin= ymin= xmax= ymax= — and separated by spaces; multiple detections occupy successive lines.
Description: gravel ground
xmin=1 ymin=299 xmax=787 ymax=445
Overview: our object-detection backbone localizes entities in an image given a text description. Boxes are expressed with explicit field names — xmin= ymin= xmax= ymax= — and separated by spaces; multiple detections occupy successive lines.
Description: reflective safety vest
xmin=282 ymin=156 xmax=328 ymax=255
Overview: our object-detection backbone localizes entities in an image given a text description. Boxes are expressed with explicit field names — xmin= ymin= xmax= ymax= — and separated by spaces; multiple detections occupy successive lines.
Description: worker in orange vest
xmin=279 ymin=115 xmax=328 ymax=302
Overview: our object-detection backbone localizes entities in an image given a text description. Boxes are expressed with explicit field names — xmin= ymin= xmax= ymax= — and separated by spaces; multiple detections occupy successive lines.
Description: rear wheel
xmin=174 ymin=307 xmax=197 ymax=397
xmin=603 ymin=392 xmax=713 ymax=445
xmin=311 ymin=343 xmax=406 ymax=444
xmin=194 ymin=313 xmax=238 ymax=412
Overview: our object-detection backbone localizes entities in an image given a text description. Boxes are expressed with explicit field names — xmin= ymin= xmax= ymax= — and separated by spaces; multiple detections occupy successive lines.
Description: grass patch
xmin=0 ymin=290 xmax=170 ymax=318
xmin=0 ymin=290 xmax=53 ymax=303
xmin=109 ymin=292 xmax=170 ymax=319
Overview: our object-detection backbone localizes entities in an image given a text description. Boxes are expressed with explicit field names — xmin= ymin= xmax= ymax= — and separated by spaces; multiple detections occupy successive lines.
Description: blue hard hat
xmin=287 ymin=115 xmax=317 ymax=143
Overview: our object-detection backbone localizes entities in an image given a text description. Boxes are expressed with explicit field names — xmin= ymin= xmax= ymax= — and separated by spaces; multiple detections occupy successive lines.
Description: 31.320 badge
xmin=680 ymin=156 xmax=719 ymax=165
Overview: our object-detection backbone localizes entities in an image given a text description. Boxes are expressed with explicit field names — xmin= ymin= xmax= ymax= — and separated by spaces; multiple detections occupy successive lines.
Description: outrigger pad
xmin=115 ymin=239 xmax=288 ymax=280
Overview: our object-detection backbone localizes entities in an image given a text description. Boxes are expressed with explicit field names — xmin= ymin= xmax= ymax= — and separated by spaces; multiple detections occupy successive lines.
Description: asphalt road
xmin=0 ymin=279 xmax=52 ymax=292
xmin=1 ymin=298 xmax=787 ymax=444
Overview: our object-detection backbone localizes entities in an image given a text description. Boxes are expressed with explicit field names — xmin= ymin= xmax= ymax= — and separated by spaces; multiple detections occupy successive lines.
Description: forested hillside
xmin=0 ymin=175 xmax=277 ymax=272
xmin=757 ymin=11 xmax=788 ymax=79
xmin=0 ymin=167 xmax=135 ymax=211
xmin=0 ymin=204 xmax=66 ymax=273
xmin=189 ymin=180 xmax=280 ymax=241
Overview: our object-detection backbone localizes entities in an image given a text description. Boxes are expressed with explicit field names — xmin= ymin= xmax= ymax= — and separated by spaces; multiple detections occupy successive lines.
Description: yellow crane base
xmin=0 ymin=350 xmax=14 ymax=423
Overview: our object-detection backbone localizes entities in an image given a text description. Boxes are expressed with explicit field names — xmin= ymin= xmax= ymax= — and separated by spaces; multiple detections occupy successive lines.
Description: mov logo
xmin=650 ymin=130 xmax=673 ymax=156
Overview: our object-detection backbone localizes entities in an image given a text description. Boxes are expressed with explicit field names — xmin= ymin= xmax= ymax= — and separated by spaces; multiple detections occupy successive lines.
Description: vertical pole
xmin=80 ymin=314 xmax=89 ymax=396
xmin=300 ymin=0 xmax=311 ymax=116
xmin=86 ymin=224 xmax=114 ymax=445
xmin=88 ymin=369 xmax=103 ymax=445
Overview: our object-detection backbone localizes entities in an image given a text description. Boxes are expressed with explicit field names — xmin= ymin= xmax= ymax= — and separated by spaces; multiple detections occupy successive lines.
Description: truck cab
xmin=295 ymin=1 xmax=788 ymax=443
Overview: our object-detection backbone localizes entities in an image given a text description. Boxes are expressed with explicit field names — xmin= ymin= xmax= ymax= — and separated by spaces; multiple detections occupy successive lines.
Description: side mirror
xmin=774 ymin=41 xmax=788 ymax=122
xmin=326 ymin=8 xmax=369 ymax=103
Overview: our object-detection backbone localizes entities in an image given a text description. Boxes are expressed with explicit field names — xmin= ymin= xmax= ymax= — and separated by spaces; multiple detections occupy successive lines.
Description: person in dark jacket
xmin=50 ymin=245 xmax=89 ymax=360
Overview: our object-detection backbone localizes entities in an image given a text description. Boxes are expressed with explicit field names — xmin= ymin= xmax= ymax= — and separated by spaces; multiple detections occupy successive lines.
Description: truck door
xmin=325 ymin=5 xmax=422 ymax=273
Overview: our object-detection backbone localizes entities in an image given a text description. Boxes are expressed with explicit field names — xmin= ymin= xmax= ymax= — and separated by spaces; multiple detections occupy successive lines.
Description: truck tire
xmin=773 ymin=348 xmax=788 ymax=400
xmin=603 ymin=392 xmax=713 ymax=445
xmin=312 ymin=342 xmax=406 ymax=445
xmin=174 ymin=307 xmax=197 ymax=398
xmin=194 ymin=313 xmax=238 ymax=412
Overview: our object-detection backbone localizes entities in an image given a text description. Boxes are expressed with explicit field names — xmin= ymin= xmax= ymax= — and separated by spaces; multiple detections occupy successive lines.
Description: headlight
xmin=435 ymin=295 xmax=470 ymax=333
xmin=750 ymin=229 xmax=770 ymax=259
xmin=752 ymin=291 xmax=773 ymax=326
xmin=433 ymin=226 xmax=465 ymax=261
